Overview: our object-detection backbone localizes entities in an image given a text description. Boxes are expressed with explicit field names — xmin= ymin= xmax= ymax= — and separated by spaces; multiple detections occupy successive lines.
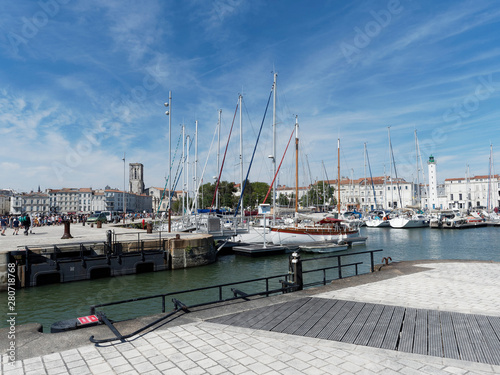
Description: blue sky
xmin=1 ymin=0 xmax=499 ymax=193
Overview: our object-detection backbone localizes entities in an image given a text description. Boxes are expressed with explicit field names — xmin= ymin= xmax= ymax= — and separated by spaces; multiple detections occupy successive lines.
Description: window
xmin=451 ymin=194 xmax=454 ymax=200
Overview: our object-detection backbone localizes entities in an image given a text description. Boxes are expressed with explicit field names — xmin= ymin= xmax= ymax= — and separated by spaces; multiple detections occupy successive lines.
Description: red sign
xmin=77 ymin=315 xmax=99 ymax=325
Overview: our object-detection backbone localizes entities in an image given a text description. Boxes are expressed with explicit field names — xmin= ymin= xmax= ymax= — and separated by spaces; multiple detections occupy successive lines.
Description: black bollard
xmin=61 ymin=220 xmax=73 ymax=239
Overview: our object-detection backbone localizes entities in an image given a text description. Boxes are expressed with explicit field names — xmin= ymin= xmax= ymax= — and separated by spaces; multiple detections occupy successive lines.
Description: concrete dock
xmin=2 ymin=259 xmax=500 ymax=374
xmin=0 ymin=222 xmax=214 ymax=289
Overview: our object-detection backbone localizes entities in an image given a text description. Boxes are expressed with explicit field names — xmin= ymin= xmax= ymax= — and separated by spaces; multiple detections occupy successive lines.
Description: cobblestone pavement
xmin=2 ymin=262 xmax=500 ymax=374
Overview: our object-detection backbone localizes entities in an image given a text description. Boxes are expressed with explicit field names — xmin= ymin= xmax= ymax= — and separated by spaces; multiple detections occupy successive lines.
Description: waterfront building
xmin=146 ymin=187 xmax=179 ymax=214
xmin=48 ymin=188 xmax=82 ymax=214
xmin=0 ymin=194 xmax=11 ymax=215
xmin=445 ymin=174 xmax=500 ymax=210
xmin=104 ymin=188 xmax=152 ymax=213
xmin=11 ymin=192 xmax=50 ymax=215
xmin=322 ymin=177 xmax=415 ymax=212
xmin=44 ymin=187 xmax=152 ymax=214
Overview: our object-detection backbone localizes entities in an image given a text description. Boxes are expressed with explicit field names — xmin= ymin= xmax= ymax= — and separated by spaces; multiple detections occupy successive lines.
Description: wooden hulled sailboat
xmin=271 ymin=129 xmax=359 ymax=245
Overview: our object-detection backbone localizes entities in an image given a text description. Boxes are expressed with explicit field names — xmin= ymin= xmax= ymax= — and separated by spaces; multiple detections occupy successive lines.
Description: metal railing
xmin=87 ymin=248 xmax=383 ymax=343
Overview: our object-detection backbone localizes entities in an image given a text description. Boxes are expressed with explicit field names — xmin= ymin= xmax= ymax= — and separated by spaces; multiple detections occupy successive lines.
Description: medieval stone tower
xmin=129 ymin=163 xmax=145 ymax=194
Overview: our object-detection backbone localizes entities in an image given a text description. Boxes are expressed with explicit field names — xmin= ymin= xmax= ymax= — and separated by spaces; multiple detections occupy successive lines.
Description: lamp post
xmin=165 ymin=92 xmax=172 ymax=232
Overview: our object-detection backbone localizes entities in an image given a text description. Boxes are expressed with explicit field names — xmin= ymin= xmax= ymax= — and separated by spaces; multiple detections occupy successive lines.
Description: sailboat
xmin=271 ymin=134 xmax=359 ymax=245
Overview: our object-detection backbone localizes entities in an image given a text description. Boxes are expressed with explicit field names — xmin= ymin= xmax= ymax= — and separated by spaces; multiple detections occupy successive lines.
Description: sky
xmin=1 ymin=0 xmax=499 ymax=193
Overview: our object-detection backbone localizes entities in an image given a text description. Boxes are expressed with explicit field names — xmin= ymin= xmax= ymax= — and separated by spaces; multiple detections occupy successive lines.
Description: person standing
xmin=13 ymin=217 xmax=20 ymax=235
xmin=21 ymin=214 xmax=31 ymax=235
xmin=0 ymin=216 xmax=7 ymax=236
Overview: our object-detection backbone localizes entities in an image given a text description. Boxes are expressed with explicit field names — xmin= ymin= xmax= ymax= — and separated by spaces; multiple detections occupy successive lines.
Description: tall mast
xmin=186 ymin=134 xmax=190 ymax=214
xmin=322 ymin=161 xmax=326 ymax=211
xmin=169 ymin=91 xmax=172 ymax=215
xmin=239 ymin=94 xmax=243 ymax=219
xmin=364 ymin=143 xmax=367 ymax=211
xmin=182 ymin=125 xmax=185 ymax=215
xmin=488 ymin=143 xmax=493 ymax=212
xmin=415 ymin=130 xmax=419 ymax=208
xmin=164 ymin=92 xmax=172 ymax=231
xmin=465 ymin=164 xmax=470 ymax=212
xmin=337 ymin=138 xmax=341 ymax=214
xmin=216 ymin=110 xmax=221 ymax=210
xmin=388 ymin=127 xmax=394 ymax=209
xmin=383 ymin=164 xmax=387 ymax=210
xmin=295 ymin=116 xmax=299 ymax=217
xmin=195 ymin=120 xmax=198 ymax=213
xmin=272 ymin=73 xmax=277 ymax=225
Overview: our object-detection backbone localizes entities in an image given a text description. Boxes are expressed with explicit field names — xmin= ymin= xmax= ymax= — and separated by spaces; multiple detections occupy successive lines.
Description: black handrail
xmin=301 ymin=249 xmax=383 ymax=273
xmin=87 ymin=248 xmax=383 ymax=343
xmin=89 ymin=273 xmax=291 ymax=314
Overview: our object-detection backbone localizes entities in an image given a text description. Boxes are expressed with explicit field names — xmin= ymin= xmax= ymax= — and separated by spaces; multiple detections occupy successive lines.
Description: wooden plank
xmin=440 ymin=312 xmax=460 ymax=360
xmin=487 ymin=316 xmax=500 ymax=341
xmin=316 ymin=301 xmax=356 ymax=339
xmin=213 ymin=305 xmax=269 ymax=326
xmin=381 ymin=306 xmax=405 ymax=350
xmin=353 ymin=303 xmax=384 ymax=346
xmin=304 ymin=300 xmax=348 ymax=338
xmin=242 ymin=298 xmax=309 ymax=328
xmin=464 ymin=315 xmax=494 ymax=365
xmin=255 ymin=298 xmax=311 ymax=331
xmin=340 ymin=303 xmax=375 ymax=344
xmin=328 ymin=301 xmax=365 ymax=341
xmin=399 ymin=308 xmax=416 ymax=353
xmin=427 ymin=309 xmax=443 ymax=358
xmin=281 ymin=298 xmax=332 ymax=334
xmin=413 ymin=309 xmax=428 ymax=355
xmin=476 ymin=315 xmax=500 ymax=365
xmin=271 ymin=298 xmax=325 ymax=333
xmin=367 ymin=305 xmax=395 ymax=348
xmin=451 ymin=312 xmax=476 ymax=362
xmin=290 ymin=299 xmax=339 ymax=336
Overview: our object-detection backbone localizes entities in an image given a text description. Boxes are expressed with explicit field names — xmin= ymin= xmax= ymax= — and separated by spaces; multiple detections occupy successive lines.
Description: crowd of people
xmin=1 ymin=214 xmax=31 ymax=236
xmin=0 ymin=212 xmax=156 ymax=237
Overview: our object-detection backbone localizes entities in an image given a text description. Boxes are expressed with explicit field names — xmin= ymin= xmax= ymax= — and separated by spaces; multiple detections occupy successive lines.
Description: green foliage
xmin=301 ymin=182 xmax=335 ymax=207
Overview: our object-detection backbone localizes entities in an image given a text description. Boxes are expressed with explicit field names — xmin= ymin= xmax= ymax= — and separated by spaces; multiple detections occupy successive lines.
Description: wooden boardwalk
xmin=209 ymin=297 xmax=500 ymax=365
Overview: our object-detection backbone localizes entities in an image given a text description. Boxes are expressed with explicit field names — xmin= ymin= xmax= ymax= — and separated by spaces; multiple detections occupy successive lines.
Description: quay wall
xmin=0 ymin=233 xmax=216 ymax=290
xmin=0 ymin=255 xmax=7 ymax=291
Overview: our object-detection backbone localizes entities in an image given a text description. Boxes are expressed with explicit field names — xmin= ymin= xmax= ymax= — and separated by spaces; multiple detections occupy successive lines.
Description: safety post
xmin=291 ymin=251 xmax=303 ymax=291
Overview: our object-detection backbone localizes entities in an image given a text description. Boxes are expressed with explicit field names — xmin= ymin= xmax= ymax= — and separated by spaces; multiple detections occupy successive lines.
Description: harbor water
xmin=2 ymin=226 xmax=499 ymax=332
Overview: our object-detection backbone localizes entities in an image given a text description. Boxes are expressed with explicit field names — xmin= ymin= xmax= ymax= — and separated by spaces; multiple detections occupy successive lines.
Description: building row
xmin=277 ymin=156 xmax=500 ymax=212
xmin=1 ymin=157 xmax=498 ymax=215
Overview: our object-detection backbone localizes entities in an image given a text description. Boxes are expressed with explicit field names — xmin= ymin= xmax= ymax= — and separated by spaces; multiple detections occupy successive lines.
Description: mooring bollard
xmin=291 ymin=252 xmax=303 ymax=291
xmin=61 ymin=220 xmax=73 ymax=239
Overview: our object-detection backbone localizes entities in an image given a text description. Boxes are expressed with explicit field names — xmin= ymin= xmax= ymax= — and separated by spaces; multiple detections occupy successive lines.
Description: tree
xmin=196 ymin=181 xmax=237 ymax=210
xmin=301 ymin=183 xmax=335 ymax=208
xmin=278 ymin=193 xmax=289 ymax=207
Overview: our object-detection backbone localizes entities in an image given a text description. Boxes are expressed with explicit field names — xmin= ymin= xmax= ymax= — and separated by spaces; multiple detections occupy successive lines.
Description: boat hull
xmin=299 ymin=243 xmax=349 ymax=253
xmin=365 ymin=219 xmax=390 ymax=227
xmin=389 ymin=218 xmax=428 ymax=228
xmin=270 ymin=226 xmax=358 ymax=245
